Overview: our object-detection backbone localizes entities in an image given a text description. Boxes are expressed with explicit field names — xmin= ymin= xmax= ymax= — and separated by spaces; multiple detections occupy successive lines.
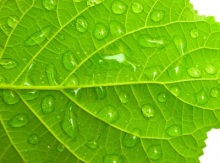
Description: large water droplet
xmin=19 ymin=90 xmax=39 ymax=101
xmin=197 ymin=90 xmax=208 ymax=105
xmin=190 ymin=28 xmax=199 ymax=38
xmin=110 ymin=21 xmax=125 ymax=37
xmin=147 ymin=145 xmax=162 ymax=160
xmin=98 ymin=105 xmax=119 ymax=123
xmin=111 ymin=0 xmax=127 ymax=14
xmin=187 ymin=66 xmax=202 ymax=78
xmin=41 ymin=95 xmax=56 ymax=114
xmin=119 ymin=92 xmax=129 ymax=104
xmin=87 ymin=0 xmax=104 ymax=6
xmin=205 ymin=64 xmax=217 ymax=75
xmin=24 ymin=26 xmax=52 ymax=46
xmin=170 ymin=85 xmax=181 ymax=96
xmin=7 ymin=16 xmax=19 ymax=28
xmin=157 ymin=92 xmax=168 ymax=103
xmin=60 ymin=103 xmax=79 ymax=139
xmin=166 ymin=125 xmax=182 ymax=137
xmin=57 ymin=143 xmax=65 ymax=152
xmin=131 ymin=1 xmax=143 ymax=13
xmin=64 ymin=75 xmax=79 ymax=86
xmin=122 ymin=129 xmax=139 ymax=148
xmin=62 ymin=51 xmax=77 ymax=71
xmin=46 ymin=63 xmax=59 ymax=85
xmin=0 ymin=58 xmax=18 ymax=69
xmin=75 ymin=16 xmax=88 ymax=33
xmin=103 ymin=53 xmax=126 ymax=63
xmin=174 ymin=35 xmax=186 ymax=55
xmin=3 ymin=90 xmax=20 ymax=104
xmin=86 ymin=138 xmax=99 ymax=149
xmin=144 ymin=66 xmax=162 ymax=80
xmin=103 ymin=154 xmax=124 ymax=163
xmin=27 ymin=134 xmax=40 ymax=145
xmin=95 ymin=86 xmax=106 ymax=99
xmin=210 ymin=88 xmax=220 ymax=98
xmin=42 ymin=0 xmax=57 ymax=10
xmin=141 ymin=104 xmax=155 ymax=118
xmin=138 ymin=35 xmax=169 ymax=48
xmin=9 ymin=114 xmax=29 ymax=128
xmin=150 ymin=10 xmax=165 ymax=22
xmin=93 ymin=23 xmax=109 ymax=40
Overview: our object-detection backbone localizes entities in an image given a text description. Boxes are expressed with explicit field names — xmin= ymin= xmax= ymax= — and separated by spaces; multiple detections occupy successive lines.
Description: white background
xmin=190 ymin=0 xmax=220 ymax=163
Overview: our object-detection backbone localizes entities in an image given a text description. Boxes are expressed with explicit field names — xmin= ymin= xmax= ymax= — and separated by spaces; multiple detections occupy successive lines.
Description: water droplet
xmin=60 ymin=103 xmax=79 ymax=139
xmin=187 ymin=66 xmax=202 ymax=78
xmin=57 ymin=144 xmax=65 ymax=152
xmin=87 ymin=0 xmax=104 ymax=6
xmin=173 ymin=35 xmax=186 ymax=55
xmin=75 ymin=16 xmax=88 ymax=33
xmin=111 ymin=0 xmax=127 ymax=14
xmin=131 ymin=1 xmax=143 ymax=13
xmin=62 ymin=51 xmax=77 ymax=71
xmin=86 ymin=139 xmax=99 ymax=149
xmin=19 ymin=90 xmax=39 ymax=101
xmin=168 ymin=62 xmax=185 ymax=79
xmin=41 ymin=95 xmax=55 ymax=114
xmin=157 ymin=92 xmax=168 ymax=103
xmin=170 ymin=85 xmax=181 ymax=96
xmin=98 ymin=105 xmax=119 ymax=123
xmin=141 ymin=104 xmax=155 ymax=118
xmin=138 ymin=35 xmax=169 ymax=48
xmin=0 ymin=75 xmax=6 ymax=84
xmin=144 ymin=66 xmax=162 ymax=80
xmin=3 ymin=90 xmax=20 ymax=104
xmin=190 ymin=28 xmax=199 ymax=38
xmin=103 ymin=53 xmax=126 ymax=63
xmin=147 ymin=145 xmax=162 ymax=160
xmin=27 ymin=134 xmax=40 ymax=145
xmin=197 ymin=90 xmax=208 ymax=105
xmin=0 ymin=58 xmax=18 ymax=69
xmin=166 ymin=125 xmax=182 ymax=137
xmin=110 ymin=21 xmax=125 ymax=37
xmin=42 ymin=0 xmax=57 ymax=10
xmin=9 ymin=114 xmax=29 ymax=128
xmin=24 ymin=26 xmax=52 ymax=46
xmin=150 ymin=10 xmax=165 ymax=22
xmin=64 ymin=75 xmax=79 ymax=86
xmin=205 ymin=64 xmax=217 ymax=75
xmin=7 ymin=16 xmax=19 ymax=28
xmin=122 ymin=129 xmax=139 ymax=148
xmin=103 ymin=154 xmax=124 ymax=163
xmin=119 ymin=92 xmax=129 ymax=104
xmin=93 ymin=23 xmax=109 ymax=40
xmin=96 ymin=86 xmax=106 ymax=99
xmin=210 ymin=88 xmax=220 ymax=98
xmin=46 ymin=63 xmax=59 ymax=85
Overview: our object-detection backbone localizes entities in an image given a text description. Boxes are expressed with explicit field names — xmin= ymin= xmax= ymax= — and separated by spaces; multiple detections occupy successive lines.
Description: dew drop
xmin=197 ymin=90 xmax=208 ymax=105
xmin=170 ymin=85 xmax=181 ymax=96
xmin=173 ymin=35 xmax=187 ymax=55
xmin=7 ymin=16 xmax=19 ymax=28
xmin=24 ymin=26 xmax=52 ymax=46
xmin=138 ymin=35 xmax=169 ymax=48
xmin=41 ymin=95 xmax=56 ymax=114
xmin=3 ymin=90 xmax=20 ymax=105
xmin=27 ymin=134 xmax=40 ymax=145
xmin=150 ymin=10 xmax=165 ymax=22
xmin=168 ymin=62 xmax=185 ymax=79
xmin=119 ymin=92 xmax=129 ymax=104
xmin=122 ymin=129 xmax=139 ymax=148
xmin=111 ymin=0 xmax=127 ymax=14
xmin=147 ymin=145 xmax=162 ymax=160
xmin=98 ymin=105 xmax=119 ymax=123
xmin=93 ymin=23 xmax=109 ymax=40
xmin=62 ymin=51 xmax=77 ymax=71
xmin=103 ymin=53 xmax=126 ymax=63
xmin=19 ymin=90 xmax=39 ymax=101
xmin=141 ymin=104 xmax=155 ymax=118
xmin=205 ymin=64 xmax=217 ymax=75
xmin=42 ymin=0 xmax=57 ymax=10
xmin=187 ymin=66 xmax=202 ymax=78
xmin=86 ymin=139 xmax=99 ymax=149
xmin=190 ymin=28 xmax=199 ymax=38
xmin=46 ymin=63 xmax=59 ymax=85
xmin=144 ymin=66 xmax=162 ymax=80
xmin=131 ymin=1 xmax=143 ymax=13
xmin=0 ymin=75 xmax=6 ymax=84
xmin=0 ymin=58 xmax=18 ymax=69
xmin=75 ymin=16 xmax=88 ymax=33
xmin=64 ymin=75 xmax=79 ymax=86
xmin=157 ymin=92 xmax=168 ymax=103
xmin=166 ymin=125 xmax=182 ymax=137
xmin=87 ymin=0 xmax=104 ymax=6
xmin=110 ymin=21 xmax=125 ymax=37
xmin=103 ymin=154 xmax=124 ymax=163
xmin=57 ymin=144 xmax=65 ymax=152
xmin=60 ymin=103 xmax=79 ymax=139
xmin=210 ymin=88 xmax=220 ymax=98
xmin=9 ymin=114 xmax=29 ymax=128
xmin=95 ymin=86 xmax=106 ymax=99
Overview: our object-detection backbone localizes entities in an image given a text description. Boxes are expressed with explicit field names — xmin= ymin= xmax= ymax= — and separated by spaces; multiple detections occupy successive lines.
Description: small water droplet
xmin=42 ymin=0 xmax=57 ymax=10
xmin=168 ymin=62 xmax=185 ymax=79
xmin=170 ymin=85 xmax=181 ymax=96
xmin=119 ymin=92 xmax=129 ymax=104
xmin=0 ymin=75 xmax=6 ymax=84
xmin=147 ymin=145 xmax=162 ymax=160
xmin=2 ymin=25 xmax=11 ymax=35
xmin=64 ymin=75 xmax=79 ymax=86
xmin=141 ymin=104 xmax=155 ymax=118
xmin=62 ymin=51 xmax=77 ymax=71
xmin=111 ymin=0 xmax=127 ymax=14
xmin=110 ymin=21 xmax=125 ymax=37
xmin=27 ymin=134 xmax=40 ymax=145
xmin=57 ymin=33 xmax=65 ymax=40
xmin=7 ymin=16 xmax=19 ymax=28
xmin=131 ymin=1 xmax=143 ymax=13
xmin=122 ymin=129 xmax=139 ymax=148
xmin=103 ymin=154 xmax=124 ymax=163
xmin=46 ymin=63 xmax=59 ymax=85
xmin=187 ymin=66 xmax=202 ymax=78
xmin=60 ymin=103 xmax=79 ymax=139
xmin=93 ymin=23 xmax=109 ymax=40
xmin=0 ymin=58 xmax=18 ymax=69
xmin=41 ymin=95 xmax=55 ymax=114
xmin=87 ymin=0 xmax=104 ymax=6
xmin=190 ymin=28 xmax=199 ymax=38
xmin=173 ymin=35 xmax=187 ymax=55
xmin=86 ymin=139 xmax=99 ymax=149
xmin=19 ymin=90 xmax=39 ymax=101
xmin=9 ymin=114 xmax=29 ymax=128
xmin=205 ymin=64 xmax=217 ymax=75
xmin=75 ymin=16 xmax=88 ymax=33
xmin=95 ymin=86 xmax=106 ymax=99
xmin=157 ymin=92 xmax=168 ymax=103
xmin=98 ymin=105 xmax=119 ymax=123
xmin=138 ymin=35 xmax=169 ymax=48
xmin=24 ymin=26 xmax=52 ymax=46
xmin=197 ymin=90 xmax=208 ymax=105
xmin=210 ymin=88 xmax=220 ymax=98
xmin=150 ymin=10 xmax=165 ymax=22
xmin=57 ymin=143 xmax=65 ymax=152
xmin=166 ymin=125 xmax=182 ymax=137
xmin=3 ymin=90 xmax=20 ymax=104
xmin=144 ymin=66 xmax=162 ymax=80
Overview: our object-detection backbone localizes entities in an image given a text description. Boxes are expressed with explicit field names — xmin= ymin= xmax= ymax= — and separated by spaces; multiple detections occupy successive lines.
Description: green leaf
xmin=0 ymin=0 xmax=220 ymax=162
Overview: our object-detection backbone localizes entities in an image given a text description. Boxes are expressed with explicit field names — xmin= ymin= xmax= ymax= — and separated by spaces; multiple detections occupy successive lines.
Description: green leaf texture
xmin=1 ymin=0 xmax=220 ymax=162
